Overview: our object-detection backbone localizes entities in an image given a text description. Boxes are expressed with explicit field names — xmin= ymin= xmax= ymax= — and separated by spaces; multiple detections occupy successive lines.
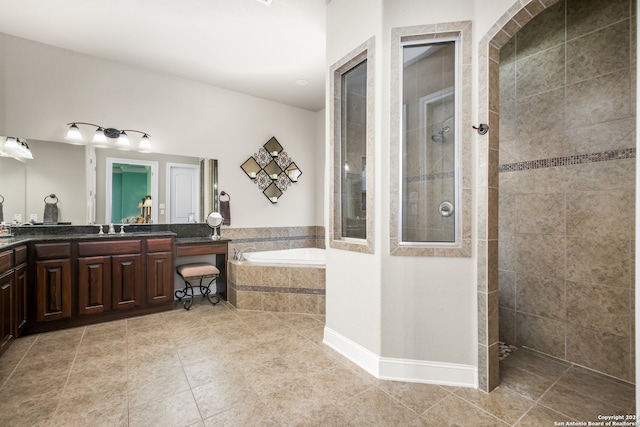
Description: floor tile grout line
xmin=528 ymin=363 xmax=579 ymax=422
xmin=411 ymin=391 xmax=457 ymax=420
xmin=451 ymin=389 xmax=535 ymax=426
xmin=0 ymin=334 xmax=39 ymax=392
xmin=51 ymin=326 xmax=88 ymax=421
xmin=549 ymin=365 xmax=635 ymax=413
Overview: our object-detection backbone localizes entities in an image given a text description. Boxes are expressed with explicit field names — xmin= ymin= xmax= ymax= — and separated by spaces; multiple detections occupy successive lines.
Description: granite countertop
xmin=0 ymin=223 xmax=231 ymax=252
xmin=0 ymin=231 xmax=177 ymax=251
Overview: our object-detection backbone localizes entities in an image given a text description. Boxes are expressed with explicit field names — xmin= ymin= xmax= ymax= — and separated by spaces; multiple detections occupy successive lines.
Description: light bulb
xmin=92 ymin=127 xmax=107 ymax=144
xmin=65 ymin=124 xmax=83 ymax=142
xmin=139 ymin=134 xmax=151 ymax=151
xmin=116 ymin=131 xmax=130 ymax=146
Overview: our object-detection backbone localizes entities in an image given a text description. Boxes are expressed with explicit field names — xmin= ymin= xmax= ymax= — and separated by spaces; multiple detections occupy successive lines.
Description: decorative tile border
xmin=230 ymin=283 xmax=325 ymax=295
xmin=404 ymin=170 xmax=455 ymax=183
xmin=499 ymin=148 xmax=636 ymax=173
xmin=228 ymin=235 xmax=319 ymax=244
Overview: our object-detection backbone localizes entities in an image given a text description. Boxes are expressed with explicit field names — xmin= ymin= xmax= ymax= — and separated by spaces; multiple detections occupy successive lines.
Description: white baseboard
xmin=323 ymin=326 xmax=477 ymax=388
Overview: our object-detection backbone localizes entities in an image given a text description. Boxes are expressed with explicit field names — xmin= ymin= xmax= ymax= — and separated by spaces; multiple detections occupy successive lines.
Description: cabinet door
xmin=78 ymin=256 xmax=111 ymax=315
xmin=36 ymin=259 xmax=72 ymax=322
xmin=112 ymin=254 xmax=142 ymax=310
xmin=14 ymin=264 xmax=27 ymax=337
xmin=146 ymin=252 xmax=173 ymax=304
xmin=0 ymin=270 xmax=13 ymax=354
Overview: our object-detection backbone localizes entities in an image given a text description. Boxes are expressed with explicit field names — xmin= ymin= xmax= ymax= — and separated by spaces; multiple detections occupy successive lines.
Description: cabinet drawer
xmin=14 ymin=246 xmax=27 ymax=265
xmin=78 ymin=240 xmax=142 ymax=257
xmin=176 ymin=243 xmax=226 ymax=257
xmin=0 ymin=250 xmax=12 ymax=272
xmin=147 ymin=238 xmax=173 ymax=253
xmin=34 ymin=243 xmax=71 ymax=260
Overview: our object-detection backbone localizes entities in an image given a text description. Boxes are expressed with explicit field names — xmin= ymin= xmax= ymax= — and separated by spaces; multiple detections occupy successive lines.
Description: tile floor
xmin=0 ymin=300 xmax=635 ymax=426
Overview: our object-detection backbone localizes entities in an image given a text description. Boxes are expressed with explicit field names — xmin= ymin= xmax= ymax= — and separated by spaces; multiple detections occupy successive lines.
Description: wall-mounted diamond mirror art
xmin=241 ymin=136 xmax=302 ymax=203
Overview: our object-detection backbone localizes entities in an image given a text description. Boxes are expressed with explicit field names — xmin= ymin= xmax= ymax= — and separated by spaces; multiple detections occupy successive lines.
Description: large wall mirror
xmin=0 ymin=138 xmax=218 ymax=226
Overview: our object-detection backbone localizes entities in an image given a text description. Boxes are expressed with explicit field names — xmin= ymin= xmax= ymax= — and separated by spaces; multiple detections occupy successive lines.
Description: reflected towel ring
xmin=0 ymin=194 xmax=4 ymax=203
xmin=44 ymin=194 xmax=58 ymax=204
xmin=220 ymin=191 xmax=230 ymax=201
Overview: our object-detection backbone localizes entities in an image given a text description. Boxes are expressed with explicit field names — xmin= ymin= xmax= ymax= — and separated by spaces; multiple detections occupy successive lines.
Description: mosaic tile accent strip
xmin=499 ymin=148 xmax=635 ymax=173
xmin=230 ymin=283 xmax=325 ymax=295
xmin=229 ymin=235 xmax=319 ymax=244
xmin=404 ymin=170 xmax=455 ymax=183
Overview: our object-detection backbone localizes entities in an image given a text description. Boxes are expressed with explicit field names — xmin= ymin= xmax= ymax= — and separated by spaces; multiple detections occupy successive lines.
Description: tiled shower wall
xmin=498 ymin=0 xmax=636 ymax=382
xmin=221 ymin=226 xmax=325 ymax=259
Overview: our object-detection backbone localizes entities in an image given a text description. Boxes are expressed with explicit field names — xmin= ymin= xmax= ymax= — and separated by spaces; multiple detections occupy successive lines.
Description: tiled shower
xmin=498 ymin=0 xmax=636 ymax=382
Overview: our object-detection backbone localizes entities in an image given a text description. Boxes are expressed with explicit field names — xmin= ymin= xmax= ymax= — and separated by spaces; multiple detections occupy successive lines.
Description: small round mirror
xmin=206 ymin=212 xmax=223 ymax=240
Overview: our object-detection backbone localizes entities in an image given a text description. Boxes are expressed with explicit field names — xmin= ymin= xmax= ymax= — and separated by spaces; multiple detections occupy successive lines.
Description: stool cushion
xmin=177 ymin=263 xmax=220 ymax=278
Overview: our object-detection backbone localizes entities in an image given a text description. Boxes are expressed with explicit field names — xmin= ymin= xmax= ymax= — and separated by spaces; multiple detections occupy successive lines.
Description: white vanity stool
xmin=175 ymin=262 xmax=220 ymax=310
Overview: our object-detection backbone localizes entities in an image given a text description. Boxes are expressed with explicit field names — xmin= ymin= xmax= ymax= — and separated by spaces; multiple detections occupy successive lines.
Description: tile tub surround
xmin=228 ymin=259 xmax=325 ymax=315
xmin=222 ymin=226 xmax=325 ymax=258
xmin=497 ymin=0 xmax=636 ymax=382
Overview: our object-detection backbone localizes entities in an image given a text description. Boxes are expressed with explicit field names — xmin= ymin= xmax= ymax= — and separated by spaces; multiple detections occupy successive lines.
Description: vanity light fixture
xmin=65 ymin=122 xmax=151 ymax=151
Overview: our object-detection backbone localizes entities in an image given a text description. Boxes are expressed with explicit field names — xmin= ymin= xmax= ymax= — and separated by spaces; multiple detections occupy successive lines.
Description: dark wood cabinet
xmin=146 ymin=240 xmax=173 ymax=305
xmin=111 ymin=254 xmax=142 ymax=310
xmin=0 ymin=269 xmax=13 ymax=355
xmin=14 ymin=263 xmax=27 ymax=337
xmin=146 ymin=252 xmax=172 ymax=304
xmin=14 ymin=246 xmax=28 ymax=337
xmin=77 ymin=256 xmax=111 ymax=315
xmin=0 ymin=246 xmax=28 ymax=355
xmin=25 ymin=235 xmax=175 ymax=334
xmin=35 ymin=258 xmax=72 ymax=322
xmin=77 ymin=240 xmax=144 ymax=314
xmin=33 ymin=243 xmax=72 ymax=323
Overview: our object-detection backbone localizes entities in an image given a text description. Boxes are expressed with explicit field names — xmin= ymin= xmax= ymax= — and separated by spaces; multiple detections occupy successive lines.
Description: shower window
xmin=329 ymin=38 xmax=375 ymax=253
xmin=390 ymin=23 xmax=471 ymax=257
xmin=402 ymin=41 xmax=458 ymax=243
xmin=340 ymin=60 xmax=367 ymax=239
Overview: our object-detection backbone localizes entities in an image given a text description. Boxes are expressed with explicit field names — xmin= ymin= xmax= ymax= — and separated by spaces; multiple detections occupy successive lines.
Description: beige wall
xmin=498 ymin=0 xmax=636 ymax=382
xmin=25 ymin=140 xmax=86 ymax=225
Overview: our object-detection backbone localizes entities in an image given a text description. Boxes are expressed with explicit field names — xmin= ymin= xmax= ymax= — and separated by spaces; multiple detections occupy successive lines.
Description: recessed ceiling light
xmin=255 ymin=0 xmax=273 ymax=5
xmin=295 ymin=79 xmax=309 ymax=86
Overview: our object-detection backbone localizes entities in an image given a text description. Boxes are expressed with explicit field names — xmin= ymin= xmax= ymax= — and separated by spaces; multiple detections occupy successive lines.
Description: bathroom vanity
xmin=0 ymin=226 xmax=230 ymax=356
xmin=27 ymin=232 xmax=176 ymax=334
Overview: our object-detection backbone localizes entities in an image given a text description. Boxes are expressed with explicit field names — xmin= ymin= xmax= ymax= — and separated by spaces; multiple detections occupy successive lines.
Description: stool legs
xmin=175 ymin=275 xmax=219 ymax=310
xmin=200 ymin=277 xmax=220 ymax=305
xmin=174 ymin=279 xmax=195 ymax=310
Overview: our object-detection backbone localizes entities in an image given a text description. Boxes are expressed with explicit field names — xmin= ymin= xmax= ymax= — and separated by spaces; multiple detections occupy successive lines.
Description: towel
xmin=0 ymin=201 xmax=3 ymax=223
xmin=220 ymin=200 xmax=230 ymax=226
xmin=43 ymin=194 xmax=59 ymax=225
xmin=219 ymin=192 xmax=231 ymax=226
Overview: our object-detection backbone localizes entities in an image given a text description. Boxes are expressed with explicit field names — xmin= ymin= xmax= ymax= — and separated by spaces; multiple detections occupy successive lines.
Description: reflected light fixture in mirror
xmin=1 ymin=137 xmax=34 ymax=160
xmin=66 ymin=122 xmax=151 ymax=151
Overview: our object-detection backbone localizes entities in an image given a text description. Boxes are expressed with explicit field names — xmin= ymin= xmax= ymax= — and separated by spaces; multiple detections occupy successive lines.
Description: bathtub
xmin=228 ymin=247 xmax=325 ymax=314
xmin=242 ymin=247 xmax=325 ymax=266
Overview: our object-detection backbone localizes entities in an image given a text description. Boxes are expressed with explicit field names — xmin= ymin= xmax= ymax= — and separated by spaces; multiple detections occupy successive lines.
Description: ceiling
xmin=0 ymin=0 xmax=327 ymax=112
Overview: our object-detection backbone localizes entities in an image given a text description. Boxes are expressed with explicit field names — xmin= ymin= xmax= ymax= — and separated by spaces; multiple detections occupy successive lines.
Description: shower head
xmin=431 ymin=132 xmax=446 ymax=143
xmin=431 ymin=126 xmax=451 ymax=143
